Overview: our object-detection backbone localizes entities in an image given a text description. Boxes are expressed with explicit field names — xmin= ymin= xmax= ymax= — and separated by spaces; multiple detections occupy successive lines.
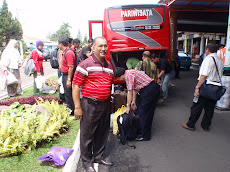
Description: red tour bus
xmin=89 ymin=4 xmax=171 ymax=68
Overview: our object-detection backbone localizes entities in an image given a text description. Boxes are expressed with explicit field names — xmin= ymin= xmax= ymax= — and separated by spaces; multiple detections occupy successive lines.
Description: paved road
xmin=0 ymin=60 xmax=57 ymax=98
xmin=76 ymin=65 xmax=230 ymax=172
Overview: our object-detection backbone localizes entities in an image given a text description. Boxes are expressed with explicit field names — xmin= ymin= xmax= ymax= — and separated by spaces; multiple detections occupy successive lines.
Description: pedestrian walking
xmin=182 ymin=43 xmax=224 ymax=131
xmin=175 ymin=49 xmax=181 ymax=79
xmin=1 ymin=39 xmax=23 ymax=97
xmin=114 ymin=68 xmax=160 ymax=141
xmin=31 ymin=40 xmax=44 ymax=96
xmin=72 ymin=37 xmax=114 ymax=172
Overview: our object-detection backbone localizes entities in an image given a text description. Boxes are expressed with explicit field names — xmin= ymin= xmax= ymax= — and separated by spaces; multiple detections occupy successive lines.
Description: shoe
xmin=200 ymin=125 xmax=209 ymax=131
xmin=158 ymin=99 xmax=167 ymax=103
xmin=17 ymin=92 xmax=23 ymax=95
xmin=203 ymin=128 xmax=209 ymax=131
xmin=85 ymin=166 xmax=96 ymax=172
xmin=95 ymin=158 xmax=113 ymax=166
xmin=182 ymin=123 xmax=195 ymax=131
xmin=135 ymin=136 xmax=150 ymax=141
xmin=170 ymin=83 xmax=176 ymax=87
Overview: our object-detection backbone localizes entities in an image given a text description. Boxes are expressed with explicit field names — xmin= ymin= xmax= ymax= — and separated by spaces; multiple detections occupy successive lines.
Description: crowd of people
xmin=0 ymin=36 xmax=225 ymax=172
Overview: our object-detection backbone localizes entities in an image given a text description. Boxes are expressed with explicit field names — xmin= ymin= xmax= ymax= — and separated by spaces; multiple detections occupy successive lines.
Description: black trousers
xmin=62 ymin=75 xmax=74 ymax=114
xmin=136 ymin=82 xmax=160 ymax=140
xmin=58 ymin=69 xmax=65 ymax=103
xmin=175 ymin=65 xmax=180 ymax=78
xmin=80 ymin=97 xmax=111 ymax=167
xmin=187 ymin=96 xmax=216 ymax=129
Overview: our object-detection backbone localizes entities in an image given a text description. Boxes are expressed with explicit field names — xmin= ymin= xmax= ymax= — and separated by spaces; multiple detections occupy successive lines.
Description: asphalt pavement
xmin=76 ymin=65 xmax=230 ymax=172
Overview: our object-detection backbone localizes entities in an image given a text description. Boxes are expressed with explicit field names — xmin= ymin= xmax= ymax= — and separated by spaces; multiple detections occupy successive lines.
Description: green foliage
xmin=0 ymin=119 xmax=79 ymax=172
xmin=83 ymin=34 xmax=88 ymax=45
xmin=21 ymin=40 xmax=28 ymax=54
xmin=49 ymin=23 xmax=71 ymax=41
xmin=0 ymin=0 xmax=23 ymax=47
xmin=77 ymin=29 xmax=82 ymax=42
xmin=0 ymin=100 xmax=71 ymax=157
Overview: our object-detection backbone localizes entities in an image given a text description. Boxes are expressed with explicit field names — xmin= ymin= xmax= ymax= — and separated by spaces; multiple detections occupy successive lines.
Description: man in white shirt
xmin=182 ymin=43 xmax=224 ymax=132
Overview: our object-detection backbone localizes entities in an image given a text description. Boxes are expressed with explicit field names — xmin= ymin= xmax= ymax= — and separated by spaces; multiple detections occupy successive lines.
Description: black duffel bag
xmin=199 ymin=56 xmax=226 ymax=101
xmin=199 ymin=82 xmax=226 ymax=101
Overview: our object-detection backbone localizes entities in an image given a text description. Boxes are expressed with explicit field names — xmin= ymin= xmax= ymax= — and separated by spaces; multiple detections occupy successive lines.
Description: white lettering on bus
xmin=121 ymin=9 xmax=153 ymax=17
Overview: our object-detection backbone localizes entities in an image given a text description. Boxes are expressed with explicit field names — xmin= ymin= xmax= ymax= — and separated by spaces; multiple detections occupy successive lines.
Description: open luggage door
xmin=88 ymin=20 xmax=103 ymax=38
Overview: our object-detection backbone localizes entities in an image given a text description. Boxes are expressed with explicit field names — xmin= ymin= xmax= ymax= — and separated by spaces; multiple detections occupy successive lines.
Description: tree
xmin=82 ymin=34 xmax=88 ymax=46
xmin=0 ymin=0 xmax=23 ymax=46
xmin=49 ymin=23 xmax=71 ymax=41
xmin=49 ymin=33 xmax=58 ymax=42
xmin=76 ymin=29 xmax=82 ymax=42
xmin=11 ymin=17 xmax=23 ymax=40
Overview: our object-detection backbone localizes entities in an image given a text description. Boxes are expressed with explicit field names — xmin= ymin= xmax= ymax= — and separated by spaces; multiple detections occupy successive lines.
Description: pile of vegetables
xmin=0 ymin=99 xmax=71 ymax=157
xmin=0 ymin=96 xmax=61 ymax=106
xmin=45 ymin=79 xmax=59 ymax=91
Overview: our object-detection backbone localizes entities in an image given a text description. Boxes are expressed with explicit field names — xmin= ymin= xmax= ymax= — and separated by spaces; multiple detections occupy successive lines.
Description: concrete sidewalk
xmin=74 ymin=66 xmax=230 ymax=172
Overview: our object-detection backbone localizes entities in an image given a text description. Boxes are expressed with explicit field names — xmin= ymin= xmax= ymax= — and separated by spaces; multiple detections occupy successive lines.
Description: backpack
xmin=50 ymin=48 xmax=59 ymax=69
xmin=117 ymin=111 xmax=138 ymax=146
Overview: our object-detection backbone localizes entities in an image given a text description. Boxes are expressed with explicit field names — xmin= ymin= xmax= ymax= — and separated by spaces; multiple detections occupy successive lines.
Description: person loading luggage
xmin=114 ymin=68 xmax=160 ymax=141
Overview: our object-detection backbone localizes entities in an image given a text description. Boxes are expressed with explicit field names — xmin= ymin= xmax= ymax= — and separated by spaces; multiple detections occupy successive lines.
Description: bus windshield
xmin=108 ymin=6 xmax=165 ymax=32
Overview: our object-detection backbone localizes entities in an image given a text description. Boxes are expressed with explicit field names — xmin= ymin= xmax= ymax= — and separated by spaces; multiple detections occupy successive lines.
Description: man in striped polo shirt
xmin=114 ymin=68 xmax=160 ymax=141
xmin=72 ymin=37 xmax=113 ymax=172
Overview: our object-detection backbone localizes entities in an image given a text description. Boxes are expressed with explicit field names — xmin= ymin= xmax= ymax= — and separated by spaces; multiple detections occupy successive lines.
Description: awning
xmin=159 ymin=0 xmax=229 ymax=12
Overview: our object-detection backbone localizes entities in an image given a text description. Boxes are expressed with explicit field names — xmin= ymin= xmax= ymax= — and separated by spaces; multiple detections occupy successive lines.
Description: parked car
xmin=178 ymin=52 xmax=191 ymax=70
xmin=43 ymin=49 xmax=51 ymax=61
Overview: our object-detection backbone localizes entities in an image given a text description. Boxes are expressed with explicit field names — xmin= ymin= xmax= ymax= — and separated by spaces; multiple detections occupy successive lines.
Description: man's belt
xmin=83 ymin=96 xmax=110 ymax=103
xmin=62 ymin=72 xmax=68 ymax=76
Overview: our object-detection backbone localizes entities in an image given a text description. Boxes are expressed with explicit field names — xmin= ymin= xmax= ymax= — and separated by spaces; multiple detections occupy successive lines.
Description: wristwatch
xmin=195 ymin=86 xmax=199 ymax=89
xmin=68 ymin=78 xmax=71 ymax=81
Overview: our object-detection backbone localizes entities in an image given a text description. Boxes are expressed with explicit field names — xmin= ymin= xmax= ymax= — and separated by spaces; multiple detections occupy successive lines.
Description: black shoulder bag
xmin=199 ymin=56 xmax=226 ymax=101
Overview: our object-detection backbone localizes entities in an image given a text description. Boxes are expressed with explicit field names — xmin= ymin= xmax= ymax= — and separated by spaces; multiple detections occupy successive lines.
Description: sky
xmin=1 ymin=0 xmax=160 ymax=40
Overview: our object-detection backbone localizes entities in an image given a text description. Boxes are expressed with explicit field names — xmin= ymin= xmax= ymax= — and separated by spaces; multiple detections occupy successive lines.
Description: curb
xmin=63 ymin=130 xmax=81 ymax=172
xmin=62 ymin=129 xmax=100 ymax=172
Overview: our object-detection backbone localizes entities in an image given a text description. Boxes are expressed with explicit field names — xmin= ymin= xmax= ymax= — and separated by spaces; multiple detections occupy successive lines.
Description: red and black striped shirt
xmin=72 ymin=54 xmax=114 ymax=101
xmin=125 ymin=70 xmax=153 ymax=91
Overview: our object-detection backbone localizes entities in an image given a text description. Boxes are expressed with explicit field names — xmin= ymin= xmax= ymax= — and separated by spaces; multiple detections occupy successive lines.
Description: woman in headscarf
xmin=31 ymin=40 xmax=44 ymax=95
xmin=1 ymin=39 xmax=22 ymax=97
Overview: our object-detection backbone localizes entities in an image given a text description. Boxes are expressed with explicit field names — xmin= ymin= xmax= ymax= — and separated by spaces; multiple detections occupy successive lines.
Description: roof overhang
xmin=159 ymin=0 xmax=229 ymax=12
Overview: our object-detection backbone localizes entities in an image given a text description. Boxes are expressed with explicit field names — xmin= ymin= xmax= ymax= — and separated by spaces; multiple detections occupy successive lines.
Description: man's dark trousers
xmin=58 ymin=69 xmax=65 ymax=103
xmin=62 ymin=74 xmax=74 ymax=114
xmin=80 ymin=97 xmax=111 ymax=168
xmin=136 ymin=81 xmax=160 ymax=140
xmin=187 ymin=96 xmax=216 ymax=129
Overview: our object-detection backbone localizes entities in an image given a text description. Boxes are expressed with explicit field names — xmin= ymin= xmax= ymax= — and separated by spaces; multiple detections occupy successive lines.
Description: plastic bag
xmin=24 ymin=59 xmax=36 ymax=77
xmin=21 ymin=57 xmax=29 ymax=68
xmin=6 ymin=71 xmax=18 ymax=85
xmin=113 ymin=105 xmax=126 ymax=135
xmin=38 ymin=146 xmax=74 ymax=166
xmin=0 ymin=71 xmax=7 ymax=90
xmin=35 ymin=75 xmax=45 ymax=89
xmin=40 ymin=86 xmax=56 ymax=94
xmin=58 ymin=76 xmax=64 ymax=94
